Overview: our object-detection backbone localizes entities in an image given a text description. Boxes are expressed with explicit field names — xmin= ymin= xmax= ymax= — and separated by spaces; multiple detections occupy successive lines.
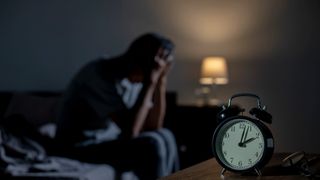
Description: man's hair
xmin=125 ymin=33 xmax=174 ymax=73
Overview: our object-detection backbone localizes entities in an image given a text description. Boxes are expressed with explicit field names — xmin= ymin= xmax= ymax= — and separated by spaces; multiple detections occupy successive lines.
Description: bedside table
xmin=161 ymin=153 xmax=320 ymax=180
xmin=164 ymin=104 xmax=222 ymax=169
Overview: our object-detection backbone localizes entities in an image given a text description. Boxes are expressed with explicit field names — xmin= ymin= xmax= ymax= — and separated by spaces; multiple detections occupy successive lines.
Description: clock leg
xmin=220 ymin=168 xmax=226 ymax=178
xmin=254 ymin=168 xmax=262 ymax=176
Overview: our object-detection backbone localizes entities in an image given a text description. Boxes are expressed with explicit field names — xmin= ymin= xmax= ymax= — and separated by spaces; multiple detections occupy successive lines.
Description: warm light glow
xmin=200 ymin=57 xmax=228 ymax=85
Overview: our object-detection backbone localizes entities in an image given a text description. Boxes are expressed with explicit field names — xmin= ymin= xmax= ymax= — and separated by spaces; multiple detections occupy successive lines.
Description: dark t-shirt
xmin=55 ymin=59 xmax=142 ymax=146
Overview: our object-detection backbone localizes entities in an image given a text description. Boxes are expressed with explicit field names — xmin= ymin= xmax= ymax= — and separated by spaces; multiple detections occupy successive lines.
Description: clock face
xmin=214 ymin=118 xmax=265 ymax=171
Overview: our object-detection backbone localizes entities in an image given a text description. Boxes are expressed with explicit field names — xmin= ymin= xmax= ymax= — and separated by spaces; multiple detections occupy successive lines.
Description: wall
xmin=1 ymin=0 xmax=320 ymax=153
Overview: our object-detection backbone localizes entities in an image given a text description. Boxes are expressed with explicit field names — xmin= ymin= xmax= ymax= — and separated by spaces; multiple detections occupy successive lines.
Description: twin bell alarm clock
xmin=212 ymin=93 xmax=274 ymax=176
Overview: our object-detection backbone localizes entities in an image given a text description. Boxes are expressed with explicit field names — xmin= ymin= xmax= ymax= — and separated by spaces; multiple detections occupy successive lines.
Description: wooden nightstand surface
xmin=161 ymin=153 xmax=320 ymax=180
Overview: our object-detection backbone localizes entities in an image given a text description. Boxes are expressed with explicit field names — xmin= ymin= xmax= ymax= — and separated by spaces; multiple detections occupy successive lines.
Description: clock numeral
xmin=259 ymin=143 xmax=263 ymax=149
xmin=249 ymin=126 xmax=252 ymax=132
xmin=224 ymin=133 xmax=230 ymax=139
xmin=231 ymin=126 xmax=235 ymax=132
xmin=255 ymin=152 xmax=259 ymax=157
xmin=230 ymin=157 xmax=234 ymax=163
xmin=222 ymin=141 xmax=225 ymax=146
xmin=239 ymin=123 xmax=246 ymax=129
xmin=238 ymin=161 xmax=242 ymax=167
xmin=223 ymin=151 xmax=227 ymax=156
xmin=256 ymin=132 xmax=260 ymax=137
xmin=248 ymin=159 xmax=252 ymax=164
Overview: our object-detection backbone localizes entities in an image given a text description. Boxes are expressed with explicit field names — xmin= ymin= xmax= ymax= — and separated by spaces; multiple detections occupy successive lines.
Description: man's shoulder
xmin=75 ymin=58 xmax=113 ymax=79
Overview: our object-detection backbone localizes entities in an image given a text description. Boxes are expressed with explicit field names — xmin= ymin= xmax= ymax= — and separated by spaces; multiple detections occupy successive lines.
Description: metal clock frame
xmin=212 ymin=93 xmax=274 ymax=176
xmin=212 ymin=116 xmax=274 ymax=176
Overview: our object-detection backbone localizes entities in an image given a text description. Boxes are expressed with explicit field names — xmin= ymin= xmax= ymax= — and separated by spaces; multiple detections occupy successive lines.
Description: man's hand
xmin=149 ymin=56 xmax=167 ymax=85
xmin=156 ymin=48 xmax=174 ymax=83
xmin=149 ymin=47 xmax=173 ymax=85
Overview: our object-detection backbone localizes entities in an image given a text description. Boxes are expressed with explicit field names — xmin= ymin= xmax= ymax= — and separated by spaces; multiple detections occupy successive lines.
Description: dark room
xmin=1 ymin=0 xmax=320 ymax=179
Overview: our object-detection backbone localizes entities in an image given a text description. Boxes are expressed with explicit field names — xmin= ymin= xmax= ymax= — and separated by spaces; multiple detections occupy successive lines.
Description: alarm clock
xmin=212 ymin=93 xmax=274 ymax=176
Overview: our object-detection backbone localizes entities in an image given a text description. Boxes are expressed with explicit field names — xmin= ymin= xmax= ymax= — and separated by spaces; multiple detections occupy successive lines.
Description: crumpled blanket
xmin=0 ymin=126 xmax=49 ymax=174
xmin=0 ymin=127 xmax=115 ymax=179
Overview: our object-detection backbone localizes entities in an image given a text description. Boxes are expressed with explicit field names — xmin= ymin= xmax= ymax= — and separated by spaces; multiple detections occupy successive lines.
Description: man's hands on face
xmin=149 ymin=48 xmax=173 ymax=85
xmin=149 ymin=57 xmax=166 ymax=85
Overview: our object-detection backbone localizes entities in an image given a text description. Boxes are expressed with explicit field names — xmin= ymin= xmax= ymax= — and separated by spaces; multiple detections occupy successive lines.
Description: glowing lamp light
xmin=200 ymin=57 xmax=228 ymax=85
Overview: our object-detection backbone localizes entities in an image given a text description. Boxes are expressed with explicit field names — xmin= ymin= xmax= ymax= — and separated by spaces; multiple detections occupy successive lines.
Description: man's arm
xmin=111 ymin=78 xmax=157 ymax=138
xmin=130 ymin=81 xmax=158 ymax=137
xmin=112 ymin=57 xmax=167 ymax=138
xmin=130 ymin=59 xmax=168 ymax=137
xmin=142 ymin=65 xmax=169 ymax=131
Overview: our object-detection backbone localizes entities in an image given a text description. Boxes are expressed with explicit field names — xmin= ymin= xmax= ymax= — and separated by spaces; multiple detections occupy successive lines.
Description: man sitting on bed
xmin=55 ymin=33 xmax=179 ymax=179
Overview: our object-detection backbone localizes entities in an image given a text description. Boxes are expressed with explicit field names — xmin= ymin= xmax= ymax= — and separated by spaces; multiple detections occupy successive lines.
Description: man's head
xmin=125 ymin=33 xmax=175 ymax=79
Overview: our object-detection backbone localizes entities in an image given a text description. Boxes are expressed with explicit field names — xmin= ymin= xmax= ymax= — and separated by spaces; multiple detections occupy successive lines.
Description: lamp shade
xmin=200 ymin=57 xmax=228 ymax=85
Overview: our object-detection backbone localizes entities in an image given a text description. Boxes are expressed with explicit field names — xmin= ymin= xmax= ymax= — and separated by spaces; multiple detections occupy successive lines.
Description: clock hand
xmin=244 ymin=127 xmax=249 ymax=142
xmin=238 ymin=126 xmax=246 ymax=147
xmin=239 ymin=127 xmax=250 ymax=147
xmin=242 ymin=137 xmax=258 ymax=145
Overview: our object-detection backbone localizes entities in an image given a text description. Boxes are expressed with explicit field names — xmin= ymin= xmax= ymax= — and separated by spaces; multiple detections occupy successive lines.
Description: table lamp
xmin=199 ymin=56 xmax=228 ymax=105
